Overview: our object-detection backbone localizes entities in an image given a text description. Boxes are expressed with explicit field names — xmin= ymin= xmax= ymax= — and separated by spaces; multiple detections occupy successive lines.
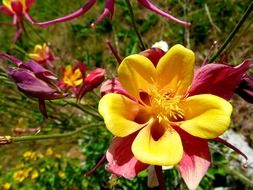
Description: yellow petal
xmin=64 ymin=65 xmax=73 ymax=76
xmin=99 ymin=93 xmax=149 ymax=137
xmin=156 ymin=44 xmax=195 ymax=95
xmin=3 ymin=0 xmax=26 ymax=11
xmin=3 ymin=0 xmax=12 ymax=10
xmin=179 ymin=94 xmax=232 ymax=139
xmin=118 ymin=54 xmax=156 ymax=100
xmin=34 ymin=44 xmax=43 ymax=53
xmin=132 ymin=121 xmax=183 ymax=166
xmin=28 ymin=53 xmax=40 ymax=61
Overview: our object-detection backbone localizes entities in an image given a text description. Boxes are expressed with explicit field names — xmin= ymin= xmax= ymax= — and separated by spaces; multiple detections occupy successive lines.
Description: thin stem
xmin=125 ymin=0 xmax=146 ymax=50
xmin=155 ymin=166 xmax=166 ymax=190
xmin=64 ymin=100 xmax=102 ymax=120
xmin=209 ymin=1 xmax=253 ymax=63
xmin=11 ymin=122 xmax=102 ymax=143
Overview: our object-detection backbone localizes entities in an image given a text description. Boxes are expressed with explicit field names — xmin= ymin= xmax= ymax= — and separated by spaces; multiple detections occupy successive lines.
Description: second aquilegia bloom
xmin=98 ymin=44 xmax=232 ymax=188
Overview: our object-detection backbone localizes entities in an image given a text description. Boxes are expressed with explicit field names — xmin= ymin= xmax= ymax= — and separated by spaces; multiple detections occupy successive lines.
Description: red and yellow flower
xmin=60 ymin=64 xmax=84 ymax=90
xmin=98 ymin=44 xmax=233 ymax=189
xmin=28 ymin=43 xmax=57 ymax=66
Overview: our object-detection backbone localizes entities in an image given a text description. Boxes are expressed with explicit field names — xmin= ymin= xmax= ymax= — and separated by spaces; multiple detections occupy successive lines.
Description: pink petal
xmin=106 ymin=133 xmax=148 ymax=179
xmin=189 ymin=59 xmax=253 ymax=100
xmin=0 ymin=52 xmax=22 ymax=66
xmin=138 ymin=0 xmax=191 ymax=27
xmin=92 ymin=0 xmax=114 ymax=27
xmin=100 ymin=78 xmax=136 ymax=101
xmin=177 ymin=129 xmax=211 ymax=190
xmin=0 ymin=5 xmax=13 ymax=16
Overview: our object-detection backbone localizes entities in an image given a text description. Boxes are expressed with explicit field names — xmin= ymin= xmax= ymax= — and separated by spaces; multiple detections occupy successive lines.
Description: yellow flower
xmin=31 ymin=170 xmax=39 ymax=179
xmin=58 ymin=171 xmax=66 ymax=179
xmin=46 ymin=147 xmax=53 ymax=156
xmin=28 ymin=44 xmax=50 ymax=63
xmin=3 ymin=182 xmax=11 ymax=190
xmin=99 ymin=44 xmax=232 ymax=166
xmin=23 ymin=151 xmax=37 ymax=161
xmin=62 ymin=65 xmax=83 ymax=87
xmin=13 ymin=169 xmax=29 ymax=182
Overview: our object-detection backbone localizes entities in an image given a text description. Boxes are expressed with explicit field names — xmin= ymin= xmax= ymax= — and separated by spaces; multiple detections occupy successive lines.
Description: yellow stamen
xmin=147 ymin=87 xmax=185 ymax=123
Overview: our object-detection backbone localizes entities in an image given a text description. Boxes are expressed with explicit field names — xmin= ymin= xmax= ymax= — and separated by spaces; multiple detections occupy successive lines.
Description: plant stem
xmin=209 ymin=1 xmax=253 ymax=63
xmin=64 ymin=100 xmax=102 ymax=120
xmin=155 ymin=166 xmax=166 ymax=190
xmin=11 ymin=122 xmax=102 ymax=143
xmin=125 ymin=0 xmax=146 ymax=50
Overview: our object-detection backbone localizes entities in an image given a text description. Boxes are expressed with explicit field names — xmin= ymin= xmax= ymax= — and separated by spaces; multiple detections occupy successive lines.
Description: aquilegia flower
xmin=0 ymin=52 xmax=66 ymax=116
xmin=58 ymin=63 xmax=85 ymax=95
xmin=58 ymin=62 xmax=105 ymax=100
xmin=24 ymin=0 xmax=190 ymax=28
xmin=28 ymin=43 xmax=57 ymax=67
xmin=0 ymin=0 xmax=34 ymax=41
xmin=97 ymin=45 xmax=251 ymax=189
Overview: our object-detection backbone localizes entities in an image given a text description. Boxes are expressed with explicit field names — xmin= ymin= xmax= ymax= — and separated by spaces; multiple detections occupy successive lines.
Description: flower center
xmin=146 ymin=88 xmax=184 ymax=122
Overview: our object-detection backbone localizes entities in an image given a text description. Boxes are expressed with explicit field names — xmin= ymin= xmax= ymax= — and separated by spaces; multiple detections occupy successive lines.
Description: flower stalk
xmin=154 ymin=166 xmax=166 ymax=190
xmin=0 ymin=123 xmax=102 ymax=145
xmin=125 ymin=0 xmax=146 ymax=50
xmin=209 ymin=1 xmax=253 ymax=63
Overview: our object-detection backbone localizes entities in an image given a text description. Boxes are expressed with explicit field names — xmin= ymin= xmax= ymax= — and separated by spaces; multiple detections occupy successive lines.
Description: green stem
xmin=227 ymin=167 xmax=253 ymax=186
xmin=209 ymin=1 xmax=253 ymax=63
xmin=125 ymin=0 xmax=146 ymax=50
xmin=11 ymin=122 xmax=102 ymax=143
xmin=64 ymin=100 xmax=102 ymax=120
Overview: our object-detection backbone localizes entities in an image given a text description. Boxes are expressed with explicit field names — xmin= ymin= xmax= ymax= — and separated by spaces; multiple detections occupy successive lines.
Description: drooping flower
xmin=24 ymin=0 xmax=190 ymax=28
xmin=98 ymin=45 xmax=234 ymax=189
xmin=28 ymin=43 xmax=57 ymax=66
xmin=0 ymin=52 xmax=66 ymax=116
xmin=0 ymin=0 xmax=34 ymax=41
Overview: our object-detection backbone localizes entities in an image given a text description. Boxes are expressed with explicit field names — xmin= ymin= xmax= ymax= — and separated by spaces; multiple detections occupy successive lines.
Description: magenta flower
xmin=0 ymin=52 xmax=66 ymax=117
xmin=89 ymin=47 xmax=250 ymax=190
xmin=24 ymin=0 xmax=190 ymax=27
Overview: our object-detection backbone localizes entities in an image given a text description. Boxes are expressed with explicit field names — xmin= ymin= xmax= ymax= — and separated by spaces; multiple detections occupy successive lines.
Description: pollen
xmin=148 ymin=88 xmax=184 ymax=122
